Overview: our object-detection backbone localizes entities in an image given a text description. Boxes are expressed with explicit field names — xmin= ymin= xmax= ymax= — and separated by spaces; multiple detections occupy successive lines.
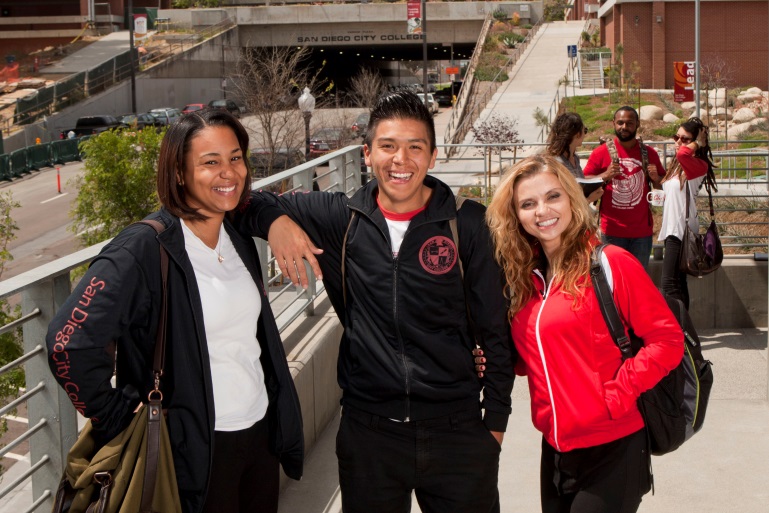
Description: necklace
xmin=215 ymin=231 xmax=224 ymax=263
xmin=182 ymin=220 xmax=225 ymax=264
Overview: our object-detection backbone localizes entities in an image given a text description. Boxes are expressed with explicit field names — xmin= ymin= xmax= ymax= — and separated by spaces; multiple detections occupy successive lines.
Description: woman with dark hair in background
xmin=45 ymin=108 xmax=303 ymax=513
xmin=545 ymin=112 xmax=606 ymax=204
xmin=658 ymin=117 xmax=713 ymax=309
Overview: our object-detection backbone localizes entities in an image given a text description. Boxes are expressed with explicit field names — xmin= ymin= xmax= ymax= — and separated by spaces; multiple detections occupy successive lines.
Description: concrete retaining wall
xmin=278 ymin=296 xmax=343 ymax=486
xmin=648 ymin=257 xmax=767 ymax=329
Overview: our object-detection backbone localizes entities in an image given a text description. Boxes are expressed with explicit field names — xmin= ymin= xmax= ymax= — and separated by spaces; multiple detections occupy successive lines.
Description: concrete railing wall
xmin=648 ymin=258 xmax=768 ymax=329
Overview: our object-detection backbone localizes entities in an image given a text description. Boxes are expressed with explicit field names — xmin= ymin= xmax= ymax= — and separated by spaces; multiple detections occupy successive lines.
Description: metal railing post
xmin=22 ymin=274 xmax=78 ymax=511
xmin=328 ymin=154 xmax=346 ymax=194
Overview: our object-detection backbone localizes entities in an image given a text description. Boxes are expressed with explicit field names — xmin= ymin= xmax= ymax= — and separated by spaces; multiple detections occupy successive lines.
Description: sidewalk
xmin=277 ymin=328 xmax=769 ymax=513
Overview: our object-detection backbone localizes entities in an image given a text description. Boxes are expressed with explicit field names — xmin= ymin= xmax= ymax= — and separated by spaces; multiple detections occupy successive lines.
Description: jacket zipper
xmin=533 ymin=270 xmax=561 ymax=451
xmin=392 ymin=256 xmax=411 ymax=421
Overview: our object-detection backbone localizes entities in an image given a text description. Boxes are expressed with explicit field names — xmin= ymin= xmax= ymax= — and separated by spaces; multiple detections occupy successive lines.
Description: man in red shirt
xmin=584 ymin=106 xmax=664 ymax=268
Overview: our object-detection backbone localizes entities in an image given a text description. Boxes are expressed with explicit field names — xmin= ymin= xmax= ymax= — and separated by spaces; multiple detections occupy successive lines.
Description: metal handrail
xmin=448 ymin=18 xmax=544 ymax=154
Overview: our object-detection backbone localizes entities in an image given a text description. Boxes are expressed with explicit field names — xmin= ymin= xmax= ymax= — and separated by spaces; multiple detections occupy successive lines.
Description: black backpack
xmin=590 ymin=244 xmax=713 ymax=456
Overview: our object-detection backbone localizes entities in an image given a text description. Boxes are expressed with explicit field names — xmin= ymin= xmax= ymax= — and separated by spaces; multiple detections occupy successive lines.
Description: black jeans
xmin=336 ymin=406 xmax=501 ymax=513
xmin=201 ymin=416 xmax=279 ymax=513
xmin=540 ymin=429 xmax=651 ymax=513
xmin=661 ymin=235 xmax=689 ymax=309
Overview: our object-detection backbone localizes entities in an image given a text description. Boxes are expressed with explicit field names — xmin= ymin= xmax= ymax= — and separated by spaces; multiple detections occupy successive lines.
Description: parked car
xmin=59 ymin=115 xmax=127 ymax=139
xmin=417 ymin=93 xmax=439 ymax=115
xmin=208 ymin=99 xmax=242 ymax=118
xmin=249 ymin=148 xmax=305 ymax=178
xmin=119 ymin=112 xmax=161 ymax=130
xmin=149 ymin=107 xmax=182 ymax=126
xmin=309 ymin=127 xmax=355 ymax=159
xmin=433 ymin=89 xmax=453 ymax=107
xmin=182 ymin=103 xmax=206 ymax=115
xmin=351 ymin=112 xmax=370 ymax=139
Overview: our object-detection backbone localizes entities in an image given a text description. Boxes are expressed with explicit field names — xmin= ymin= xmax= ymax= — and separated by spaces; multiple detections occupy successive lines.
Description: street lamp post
xmin=298 ymin=87 xmax=315 ymax=163
xmin=297 ymin=87 xmax=317 ymax=190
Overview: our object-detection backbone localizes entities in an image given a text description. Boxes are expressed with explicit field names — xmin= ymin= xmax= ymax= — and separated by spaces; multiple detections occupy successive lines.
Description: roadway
xmin=0 ymin=162 xmax=84 ymax=280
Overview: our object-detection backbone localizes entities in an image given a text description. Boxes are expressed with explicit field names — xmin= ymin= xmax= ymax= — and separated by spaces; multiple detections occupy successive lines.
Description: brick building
xmin=586 ymin=0 xmax=769 ymax=90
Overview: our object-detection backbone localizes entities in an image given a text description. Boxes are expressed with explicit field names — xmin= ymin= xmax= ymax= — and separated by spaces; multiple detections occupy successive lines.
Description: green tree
xmin=70 ymin=128 xmax=164 ymax=246
xmin=0 ymin=191 xmax=23 ymax=476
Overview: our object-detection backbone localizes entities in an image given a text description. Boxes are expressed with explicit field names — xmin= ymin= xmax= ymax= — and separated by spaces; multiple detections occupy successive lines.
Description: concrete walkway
xmin=433 ymin=21 xmax=585 ymax=186
xmin=277 ymin=328 xmax=769 ymax=513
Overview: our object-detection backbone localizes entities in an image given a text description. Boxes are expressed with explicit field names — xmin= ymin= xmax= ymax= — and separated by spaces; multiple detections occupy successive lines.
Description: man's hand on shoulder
xmin=268 ymin=215 xmax=324 ymax=289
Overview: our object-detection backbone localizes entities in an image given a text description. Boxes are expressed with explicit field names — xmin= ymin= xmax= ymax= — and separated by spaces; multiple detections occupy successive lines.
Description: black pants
xmin=336 ymin=406 xmax=501 ymax=513
xmin=540 ymin=429 xmax=651 ymax=513
xmin=201 ymin=416 xmax=280 ymax=513
xmin=661 ymin=236 xmax=689 ymax=309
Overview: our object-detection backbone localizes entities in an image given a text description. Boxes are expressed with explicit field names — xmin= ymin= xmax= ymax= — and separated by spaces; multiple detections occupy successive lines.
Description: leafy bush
xmin=543 ymin=0 xmax=569 ymax=21
xmin=476 ymin=67 xmax=508 ymax=82
xmin=71 ymin=127 xmax=165 ymax=246
xmin=0 ymin=191 xmax=23 ymax=470
xmin=492 ymin=8 xmax=507 ymax=21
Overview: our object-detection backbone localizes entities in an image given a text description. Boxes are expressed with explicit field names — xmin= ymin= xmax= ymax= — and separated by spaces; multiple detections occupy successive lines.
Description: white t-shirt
xmin=181 ymin=220 xmax=269 ymax=431
xmin=378 ymin=199 xmax=426 ymax=257
xmin=658 ymin=175 xmax=704 ymax=241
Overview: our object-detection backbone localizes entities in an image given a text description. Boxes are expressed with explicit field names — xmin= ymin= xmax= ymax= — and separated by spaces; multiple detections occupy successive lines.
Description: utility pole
xmin=421 ymin=0 xmax=428 ymax=96
xmin=127 ymin=0 xmax=137 ymax=114
xmin=694 ymin=0 xmax=700 ymax=118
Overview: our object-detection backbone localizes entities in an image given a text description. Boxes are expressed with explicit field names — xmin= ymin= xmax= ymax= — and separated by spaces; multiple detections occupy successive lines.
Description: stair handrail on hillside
xmin=444 ymin=17 xmax=543 ymax=158
xmin=442 ymin=12 xmax=493 ymax=157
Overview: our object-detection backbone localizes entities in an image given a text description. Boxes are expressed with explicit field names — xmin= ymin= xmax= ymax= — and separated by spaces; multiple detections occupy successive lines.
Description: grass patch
xmin=653 ymin=124 xmax=679 ymax=138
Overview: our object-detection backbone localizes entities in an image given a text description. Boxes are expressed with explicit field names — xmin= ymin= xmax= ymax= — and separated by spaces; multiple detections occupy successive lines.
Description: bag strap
xmin=449 ymin=195 xmax=467 ymax=280
xmin=589 ymin=244 xmax=633 ymax=360
xmin=135 ymin=219 xmax=169 ymax=513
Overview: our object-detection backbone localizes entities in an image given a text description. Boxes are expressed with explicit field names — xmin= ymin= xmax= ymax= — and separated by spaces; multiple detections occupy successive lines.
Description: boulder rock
xmin=639 ymin=105 xmax=664 ymax=121
xmin=681 ymin=101 xmax=697 ymax=110
xmin=738 ymin=93 xmax=762 ymax=103
xmin=712 ymin=107 xmax=733 ymax=120
xmin=745 ymin=87 xmax=763 ymax=95
xmin=727 ymin=122 xmax=754 ymax=137
xmin=662 ymin=113 xmax=680 ymax=123
xmin=732 ymin=108 xmax=756 ymax=123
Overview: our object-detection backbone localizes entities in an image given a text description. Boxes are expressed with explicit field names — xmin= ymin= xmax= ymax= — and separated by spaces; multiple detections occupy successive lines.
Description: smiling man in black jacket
xmin=239 ymin=90 xmax=515 ymax=513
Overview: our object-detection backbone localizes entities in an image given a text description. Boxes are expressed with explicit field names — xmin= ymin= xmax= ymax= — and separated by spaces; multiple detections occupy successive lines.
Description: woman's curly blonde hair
xmin=486 ymin=155 xmax=599 ymax=320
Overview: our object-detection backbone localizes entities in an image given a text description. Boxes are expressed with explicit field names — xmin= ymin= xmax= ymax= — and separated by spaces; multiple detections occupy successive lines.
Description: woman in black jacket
xmin=46 ymin=108 xmax=303 ymax=513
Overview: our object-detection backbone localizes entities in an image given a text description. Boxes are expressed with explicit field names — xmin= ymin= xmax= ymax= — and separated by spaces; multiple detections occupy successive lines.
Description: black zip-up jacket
xmin=45 ymin=209 xmax=303 ymax=513
xmin=239 ymin=176 xmax=515 ymax=430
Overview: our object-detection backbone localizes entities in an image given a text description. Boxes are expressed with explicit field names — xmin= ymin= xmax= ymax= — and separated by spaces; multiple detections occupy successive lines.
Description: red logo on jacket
xmin=419 ymin=236 xmax=457 ymax=275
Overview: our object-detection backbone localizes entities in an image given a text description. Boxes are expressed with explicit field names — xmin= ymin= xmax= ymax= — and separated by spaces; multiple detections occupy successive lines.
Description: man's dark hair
xmin=157 ymin=107 xmax=251 ymax=221
xmin=365 ymin=90 xmax=436 ymax=151
xmin=613 ymin=105 xmax=639 ymax=122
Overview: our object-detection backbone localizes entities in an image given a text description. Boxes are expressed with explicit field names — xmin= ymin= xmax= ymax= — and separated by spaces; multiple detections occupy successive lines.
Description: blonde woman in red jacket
xmin=484 ymin=155 xmax=683 ymax=513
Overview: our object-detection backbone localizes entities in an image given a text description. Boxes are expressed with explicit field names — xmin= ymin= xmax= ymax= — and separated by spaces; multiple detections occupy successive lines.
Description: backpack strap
xmin=589 ymin=244 xmax=634 ymax=359
xmin=449 ymin=195 xmax=467 ymax=280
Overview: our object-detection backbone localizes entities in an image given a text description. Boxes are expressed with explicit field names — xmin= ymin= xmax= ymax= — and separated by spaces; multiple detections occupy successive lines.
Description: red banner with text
xmin=673 ymin=61 xmax=695 ymax=103
xmin=407 ymin=0 xmax=422 ymax=34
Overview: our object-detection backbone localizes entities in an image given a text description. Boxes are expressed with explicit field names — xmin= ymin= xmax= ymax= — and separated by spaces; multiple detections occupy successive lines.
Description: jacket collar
xmin=347 ymin=175 xmax=458 ymax=221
